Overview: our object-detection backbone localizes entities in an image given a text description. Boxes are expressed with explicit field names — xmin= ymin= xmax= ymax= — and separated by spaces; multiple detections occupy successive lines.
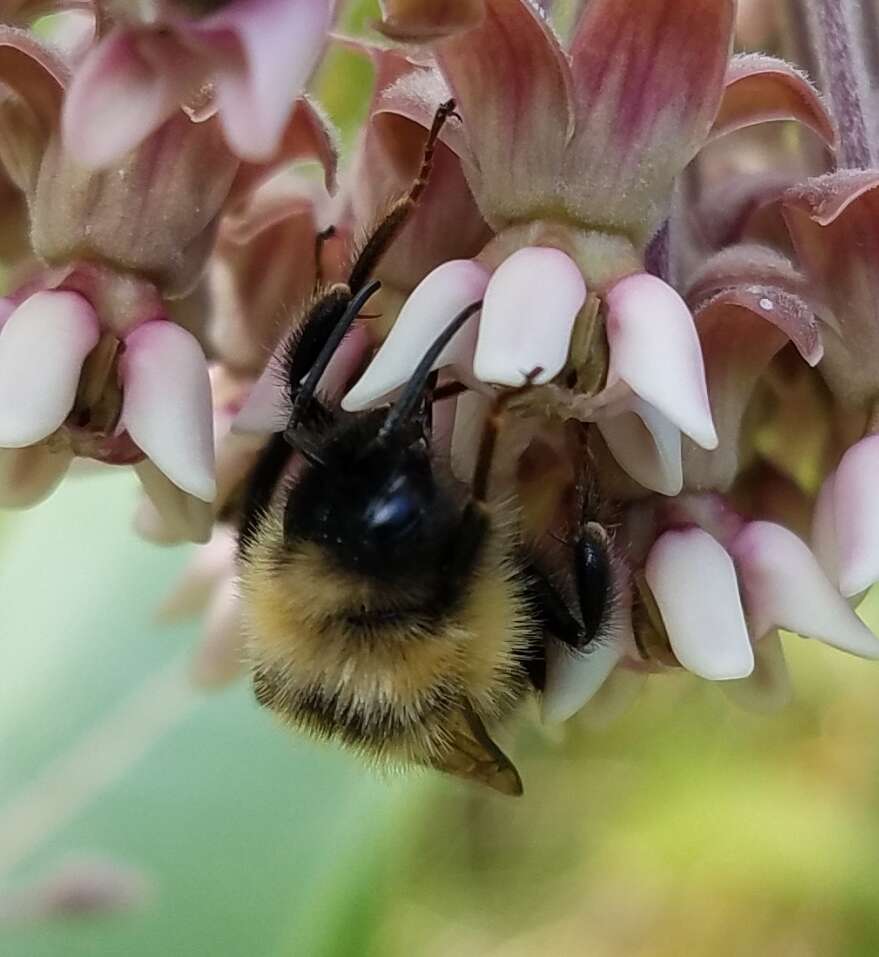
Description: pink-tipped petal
xmin=121 ymin=320 xmax=215 ymax=503
xmin=830 ymin=436 xmax=879 ymax=597
xmin=62 ymin=27 xmax=189 ymax=168
xmin=473 ymin=247 xmax=585 ymax=388
xmin=646 ymin=527 xmax=754 ymax=680
xmin=567 ymin=0 xmax=734 ymax=243
xmin=721 ymin=632 xmax=792 ymax=714
xmin=203 ymin=0 xmax=334 ymax=162
xmin=710 ymin=54 xmax=835 ymax=146
xmin=811 ymin=471 xmax=839 ymax=587
xmin=189 ymin=579 xmax=245 ymax=690
xmin=343 ymin=259 xmax=489 ymax=411
xmin=0 ymin=291 xmax=100 ymax=448
xmin=232 ymin=357 xmax=290 ymax=434
xmin=0 ymin=445 xmax=72 ymax=508
xmin=606 ymin=273 xmax=717 ymax=449
xmin=730 ymin=521 xmax=879 ymax=659
xmin=134 ymin=460 xmax=213 ymax=545
xmin=542 ymin=640 xmax=621 ymax=724
xmin=597 ymin=399 xmax=682 ymax=495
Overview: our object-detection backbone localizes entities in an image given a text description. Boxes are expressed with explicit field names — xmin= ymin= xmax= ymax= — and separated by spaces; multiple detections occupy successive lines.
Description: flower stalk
xmin=808 ymin=0 xmax=876 ymax=168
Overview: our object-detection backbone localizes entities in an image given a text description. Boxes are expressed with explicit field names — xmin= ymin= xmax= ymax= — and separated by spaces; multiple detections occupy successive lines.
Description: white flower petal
xmin=606 ymin=272 xmax=718 ymax=449
xmin=121 ymin=321 xmax=216 ymax=503
xmin=473 ymin=247 xmax=586 ymax=387
xmin=831 ymin=436 xmax=879 ymax=597
xmin=730 ymin=521 xmax=879 ymax=659
xmin=646 ymin=526 xmax=754 ymax=680
xmin=720 ymin=632 xmax=792 ymax=714
xmin=542 ymin=639 xmax=621 ymax=723
xmin=342 ymin=259 xmax=489 ymax=412
xmin=597 ymin=397 xmax=683 ymax=495
xmin=134 ymin=460 xmax=213 ymax=545
xmin=0 ymin=291 xmax=100 ymax=448
xmin=811 ymin=470 xmax=839 ymax=586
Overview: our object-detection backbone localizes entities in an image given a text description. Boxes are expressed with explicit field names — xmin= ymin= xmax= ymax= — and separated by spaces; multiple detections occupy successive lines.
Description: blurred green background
xmin=4 ymin=473 xmax=879 ymax=957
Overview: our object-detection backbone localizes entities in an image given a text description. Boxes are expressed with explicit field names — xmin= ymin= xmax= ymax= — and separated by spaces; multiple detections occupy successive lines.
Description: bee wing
xmin=429 ymin=705 xmax=523 ymax=797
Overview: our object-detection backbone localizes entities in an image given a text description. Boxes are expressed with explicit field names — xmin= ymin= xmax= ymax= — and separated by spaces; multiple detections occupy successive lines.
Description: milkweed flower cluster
xmin=2 ymin=0 xmax=879 ymax=723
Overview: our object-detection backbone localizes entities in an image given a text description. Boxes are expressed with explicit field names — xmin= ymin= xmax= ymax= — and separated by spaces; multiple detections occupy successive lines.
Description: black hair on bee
xmin=236 ymin=100 xmax=622 ymax=796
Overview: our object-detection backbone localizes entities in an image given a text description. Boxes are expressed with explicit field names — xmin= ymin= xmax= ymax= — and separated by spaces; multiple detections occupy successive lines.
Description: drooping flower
xmin=62 ymin=0 xmax=335 ymax=166
xmin=234 ymin=42 xmax=490 ymax=435
xmin=0 ymin=28 xmax=337 ymax=539
xmin=344 ymin=0 xmax=835 ymax=498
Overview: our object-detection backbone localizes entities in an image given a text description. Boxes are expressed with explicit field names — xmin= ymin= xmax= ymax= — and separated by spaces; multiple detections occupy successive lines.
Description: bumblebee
xmin=237 ymin=102 xmax=620 ymax=795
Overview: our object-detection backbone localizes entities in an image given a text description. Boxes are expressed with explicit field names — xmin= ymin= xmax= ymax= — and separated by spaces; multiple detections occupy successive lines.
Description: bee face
xmin=283 ymin=415 xmax=463 ymax=585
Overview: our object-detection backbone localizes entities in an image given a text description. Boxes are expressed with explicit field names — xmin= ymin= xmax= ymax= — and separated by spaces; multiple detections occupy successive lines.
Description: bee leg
xmin=238 ymin=432 xmax=295 ymax=557
xmin=522 ymin=558 xmax=585 ymax=649
xmin=572 ymin=522 xmax=614 ymax=647
xmin=346 ymin=98 xmax=458 ymax=295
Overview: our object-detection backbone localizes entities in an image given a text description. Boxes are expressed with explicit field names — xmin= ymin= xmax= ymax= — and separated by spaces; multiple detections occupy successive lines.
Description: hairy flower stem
xmin=808 ymin=0 xmax=877 ymax=168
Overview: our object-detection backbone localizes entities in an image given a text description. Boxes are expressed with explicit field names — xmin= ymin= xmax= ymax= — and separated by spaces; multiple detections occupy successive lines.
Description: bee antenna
xmin=288 ymin=278 xmax=381 ymax=430
xmin=376 ymin=300 xmax=482 ymax=443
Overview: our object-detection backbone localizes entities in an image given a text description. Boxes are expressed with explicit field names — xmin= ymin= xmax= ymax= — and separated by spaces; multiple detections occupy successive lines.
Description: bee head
xmin=283 ymin=411 xmax=461 ymax=580
xmin=282 ymin=300 xmax=483 ymax=582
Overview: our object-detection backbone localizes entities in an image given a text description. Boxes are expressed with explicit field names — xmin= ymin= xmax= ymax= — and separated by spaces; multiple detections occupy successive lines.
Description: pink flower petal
xmin=200 ymin=0 xmax=334 ymax=162
xmin=730 ymin=521 xmax=879 ymax=658
xmin=597 ymin=398 xmax=682 ymax=495
xmin=720 ymin=632 xmax=792 ymax=713
xmin=121 ymin=320 xmax=215 ymax=503
xmin=0 ymin=445 xmax=72 ymax=508
xmin=646 ymin=527 xmax=754 ymax=680
xmin=606 ymin=273 xmax=717 ymax=450
xmin=710 ymin=54 xmax=835 ymax=147
xmin=434 ymin=0 xmax=573 ymax=226
xmin=567 ymin=0 xmax=734 ymax=244
xmin=542 ymin=640 xmax=621 ymax=724
xmin=0 ymin=291 xmax=100 ymax=447
xmin=158 ymin=527 xmax=237 ymax=621
xmin=62 ymin=27 xmax=191 ymax=168
xmin=684 ymin=278 xmax=821 ymax=491
xmin=343 ymin=259 xmax=489 ymax=411
xmin=783 ymin=172 xmax=879 ymax=407
xmin=134 ymin=459 xmax=213 ymax=544
xmin=233 ymin=358 xmax=289 ymax=434
xmin=473 ymin=247 xmax=585 ymax=388
xmin=829 ymin=436 xmax=879 ymax=597
xmin=0 ymin=26 xmax=67 ymax=129
xmin=189 ymin=578 xmax=246 ymax=690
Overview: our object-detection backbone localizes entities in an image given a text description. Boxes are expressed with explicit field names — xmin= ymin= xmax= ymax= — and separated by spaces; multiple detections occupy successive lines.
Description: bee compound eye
xmin=365 ymin=475 xmax=424 ymax=542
